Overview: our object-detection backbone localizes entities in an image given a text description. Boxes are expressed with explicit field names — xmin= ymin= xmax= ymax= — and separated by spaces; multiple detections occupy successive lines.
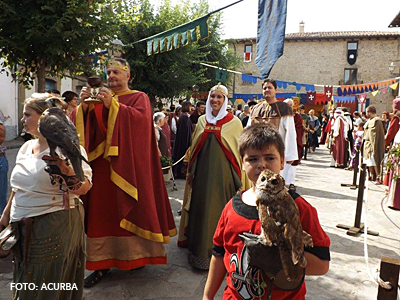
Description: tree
xmin=0 ymin=0 xmax=116 ymax=92
xmin=115 ymin=0 xmax=241 ymax=104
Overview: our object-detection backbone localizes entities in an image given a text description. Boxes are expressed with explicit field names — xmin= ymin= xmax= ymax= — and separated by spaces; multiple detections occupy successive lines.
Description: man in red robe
xmin=72 ymin=58 xmax=177 ymax=287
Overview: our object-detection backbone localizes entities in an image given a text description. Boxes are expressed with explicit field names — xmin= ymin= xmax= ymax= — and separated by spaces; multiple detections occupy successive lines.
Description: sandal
xmin=84 ymin=269 xmax=111 ymax=288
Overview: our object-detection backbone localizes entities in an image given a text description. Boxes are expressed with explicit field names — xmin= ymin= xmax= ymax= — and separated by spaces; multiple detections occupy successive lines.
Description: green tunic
xmin=186 ymin=134 xmax=242 ymax=268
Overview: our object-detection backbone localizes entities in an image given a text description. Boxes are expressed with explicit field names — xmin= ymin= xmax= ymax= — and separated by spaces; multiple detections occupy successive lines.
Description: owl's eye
xmin=271 ymin=179 xmax=279 ymax=185
xmin=261 ymin=176 xmax=266 ymax=182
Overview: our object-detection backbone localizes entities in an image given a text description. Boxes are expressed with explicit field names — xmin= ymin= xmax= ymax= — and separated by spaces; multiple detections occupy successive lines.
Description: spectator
xmin=172 ymin=101 xmax=193 ymax=179
xmin=62 ymin=90 xmax=79 ymax=119
xmin=190 ymin=100 xmax=206 ymax=125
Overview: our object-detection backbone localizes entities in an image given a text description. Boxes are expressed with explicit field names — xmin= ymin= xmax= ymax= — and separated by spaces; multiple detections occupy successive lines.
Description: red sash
xmin=189 ymin=113 xmax=241 ymax=179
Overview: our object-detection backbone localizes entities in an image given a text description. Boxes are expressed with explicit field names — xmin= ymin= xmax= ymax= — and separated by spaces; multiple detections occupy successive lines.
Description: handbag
xmin=0 ymin=224 xmax=19 ymax=257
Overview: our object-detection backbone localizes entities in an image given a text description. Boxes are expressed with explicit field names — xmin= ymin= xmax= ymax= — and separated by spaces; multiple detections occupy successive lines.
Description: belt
xmin=0 ymin=152 xmax=5 ymax=157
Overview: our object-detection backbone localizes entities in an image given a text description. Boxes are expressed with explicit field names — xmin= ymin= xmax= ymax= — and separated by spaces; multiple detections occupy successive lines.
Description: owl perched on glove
xmin=255 ymin=169 xmax=313 ymax=282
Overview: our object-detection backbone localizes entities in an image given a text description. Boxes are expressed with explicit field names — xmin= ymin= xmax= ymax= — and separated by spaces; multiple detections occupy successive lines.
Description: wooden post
xmin=377 ymin=257 xmax=400 ymax=300
xmin=340 ymin=149 xmax=359 ymax=189
xmin=336 ymin=163 xmax=379 ymax=236
xmin=350 ymin=150 xmax=360 ymax=189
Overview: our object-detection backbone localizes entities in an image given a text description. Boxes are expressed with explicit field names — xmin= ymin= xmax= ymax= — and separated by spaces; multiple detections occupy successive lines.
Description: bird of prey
xmin=39 ymin=97 xmax=88 ymax=182
xmin=255 ymin=169 xmax=313 ymax=282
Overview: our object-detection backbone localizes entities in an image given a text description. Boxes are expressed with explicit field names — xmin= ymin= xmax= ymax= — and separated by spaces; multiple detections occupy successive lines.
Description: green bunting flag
xmin=146 ymin=15 xmax=210 ymax=56
xmin=215 ymin=69 xmax=227 ymax=82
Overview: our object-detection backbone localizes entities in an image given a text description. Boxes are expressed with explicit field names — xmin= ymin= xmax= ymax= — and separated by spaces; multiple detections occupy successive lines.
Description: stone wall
xmin=230 ymin=36 xmax=400 ymax=113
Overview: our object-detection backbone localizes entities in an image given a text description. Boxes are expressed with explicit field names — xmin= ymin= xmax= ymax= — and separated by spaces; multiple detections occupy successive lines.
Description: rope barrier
xmin=161 ymin=154 xmax=185 ymax=170
xmin=363 ymin=178 xmax=395 ymax=291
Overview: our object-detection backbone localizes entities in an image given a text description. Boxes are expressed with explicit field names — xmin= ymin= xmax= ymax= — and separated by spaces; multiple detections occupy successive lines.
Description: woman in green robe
xmin=178 ymin=84 xmax=250 ymax=269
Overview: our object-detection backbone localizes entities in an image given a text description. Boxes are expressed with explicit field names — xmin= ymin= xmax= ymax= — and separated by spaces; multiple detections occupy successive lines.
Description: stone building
xmin=227 ymin=27 xmax=400 ymax=113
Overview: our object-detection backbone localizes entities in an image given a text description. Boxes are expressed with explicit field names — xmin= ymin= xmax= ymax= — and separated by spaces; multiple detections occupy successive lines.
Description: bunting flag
xmin=390 ymin=82 xmax=399 ymax=91
xmin=381 ymin=86 xmax=388 ymax=94
xmin=334 ymin=96 xmax=356 ymax=103
xmin=307 ymin=91 xmax=316 ymax=104
xmin=242 ymin=74 xmax=260 ymax=84
xmin=255 ymin=0 xmax=287 ymax=78
xmin=314 ymin=93 xmax=328 ymax=105
xmin=275 ymin=80 xmax=315 ymax=92
xmin=371 ymin=90 xmax=379 ymax=96
xmin=324 ymin=86 xmax=333 ymax=103
xmin=216 ymin=69 xmax=227 ymax=82
xmin=145 ymin=15 xmax=210 ymax=56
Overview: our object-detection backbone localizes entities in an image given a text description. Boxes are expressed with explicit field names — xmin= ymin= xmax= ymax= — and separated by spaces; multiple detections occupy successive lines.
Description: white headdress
xmin=205 ymin=83 xmax=229 ymax=125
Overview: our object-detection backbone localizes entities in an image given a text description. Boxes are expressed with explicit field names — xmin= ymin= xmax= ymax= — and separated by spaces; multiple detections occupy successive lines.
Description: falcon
xmin=255 ymin=169 xmax=313 ymax=282
xmin=39 ymin=97 xmax=88 ymax=182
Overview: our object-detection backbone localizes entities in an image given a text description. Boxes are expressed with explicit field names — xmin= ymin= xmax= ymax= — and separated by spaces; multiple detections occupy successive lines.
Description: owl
xmin=255 ymin=169 xmax=313 ymax=282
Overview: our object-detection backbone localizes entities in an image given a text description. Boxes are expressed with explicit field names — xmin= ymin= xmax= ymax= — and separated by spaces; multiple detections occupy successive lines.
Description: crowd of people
xmin=322 ymin=100 xmax=400 ymax=211
xmin=16 ymin=63 xmax=400 ymax=298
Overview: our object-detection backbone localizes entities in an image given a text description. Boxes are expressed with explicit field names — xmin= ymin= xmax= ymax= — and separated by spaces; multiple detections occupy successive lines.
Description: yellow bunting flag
xmin=390 ymin=82 xmax=399 ymax=91
xmin=371 ymin=90 xmax=379 ymax=96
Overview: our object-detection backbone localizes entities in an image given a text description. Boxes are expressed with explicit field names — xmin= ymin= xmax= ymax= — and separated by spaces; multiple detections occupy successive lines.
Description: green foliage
xmin=160 ymin=155 xmax=172 ymax=168
xmin=387 ymin=143 xmax=400 ymax=180
xmin=115 ymin=0 xmax=240 ymax=103
xmin=0 ymin=0 xmax=116 ymax=90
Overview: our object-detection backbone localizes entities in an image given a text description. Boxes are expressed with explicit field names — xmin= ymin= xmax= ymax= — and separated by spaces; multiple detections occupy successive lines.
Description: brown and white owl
xmin=255 ymin=169 xmax=314 ymax=282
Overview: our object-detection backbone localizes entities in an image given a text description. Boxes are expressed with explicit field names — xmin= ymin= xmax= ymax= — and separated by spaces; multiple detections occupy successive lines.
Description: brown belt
xmin=0 ymin=152 xmax=5 ymax=157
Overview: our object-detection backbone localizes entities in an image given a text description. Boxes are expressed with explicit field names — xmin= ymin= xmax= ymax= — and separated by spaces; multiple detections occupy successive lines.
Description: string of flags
xmin=200 ymin=62 xmax=399 ymax=105
xmin=240 ymin=73 xmax=399 ymax=98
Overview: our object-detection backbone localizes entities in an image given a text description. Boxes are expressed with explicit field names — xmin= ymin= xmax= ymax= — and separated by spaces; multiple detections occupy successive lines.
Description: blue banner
xmin=255 ymin=0 xmax=288 ymax=78
xmin=241 ymin=74 xmax=261 ymax=84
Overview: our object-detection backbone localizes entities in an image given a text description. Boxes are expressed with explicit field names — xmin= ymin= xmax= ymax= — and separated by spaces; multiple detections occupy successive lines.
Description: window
xmin=245 ymin=44 xmax=252 ymax=53
xmin=347 ymin=41 xmax=358 ymax=50
xmin=45 ymin=79 xmax=56 ymax=92
xmin=244 ymin=44 xmax=252 ymax=62
xmin=344 ymin=69 xmax=357 ymax=85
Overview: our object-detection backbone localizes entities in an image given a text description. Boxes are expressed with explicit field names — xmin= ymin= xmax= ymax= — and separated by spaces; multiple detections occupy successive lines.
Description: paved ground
xmin=1 ymin=139 xmax=399 ymax=299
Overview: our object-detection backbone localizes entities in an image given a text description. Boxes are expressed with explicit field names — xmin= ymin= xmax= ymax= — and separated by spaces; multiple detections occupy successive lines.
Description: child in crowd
xmin=203 ymin=125 xmax=330 ymax=300
xmin=346 ymin=122 xmax=365 ymax=171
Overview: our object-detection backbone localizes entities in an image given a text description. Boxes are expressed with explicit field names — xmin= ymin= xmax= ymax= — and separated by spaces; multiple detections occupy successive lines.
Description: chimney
xmin=299 ymin=21 xmax=305 ymax=33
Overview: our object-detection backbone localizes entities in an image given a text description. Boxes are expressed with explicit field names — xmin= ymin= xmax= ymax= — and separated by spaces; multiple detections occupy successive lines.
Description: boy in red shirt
xmin=203 ymin=125 xmax=330 ymax=300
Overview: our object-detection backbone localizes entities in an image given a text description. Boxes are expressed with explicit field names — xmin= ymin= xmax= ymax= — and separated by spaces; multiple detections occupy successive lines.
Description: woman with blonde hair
xmin=0 ymin=93 xmax=92 ymax=300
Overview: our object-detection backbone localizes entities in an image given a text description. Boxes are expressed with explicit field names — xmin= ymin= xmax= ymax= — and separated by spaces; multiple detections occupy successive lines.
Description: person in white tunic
xmin=0 ymin=93 xmax=92 ymax=300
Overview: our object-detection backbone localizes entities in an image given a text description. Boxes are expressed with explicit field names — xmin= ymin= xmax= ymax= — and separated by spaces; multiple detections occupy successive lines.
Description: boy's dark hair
xmin=261 ymin=78 xmax=277 ymax=90
xmin=239 ymin=124 xmax=285 ymax=158
xmin=62 ymin=91 xmax=78 ymax=103
xmin=237 ymin=104 xmax=242 ymax=110
xmin=359 ymin=122 xmax=365 ymax=128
